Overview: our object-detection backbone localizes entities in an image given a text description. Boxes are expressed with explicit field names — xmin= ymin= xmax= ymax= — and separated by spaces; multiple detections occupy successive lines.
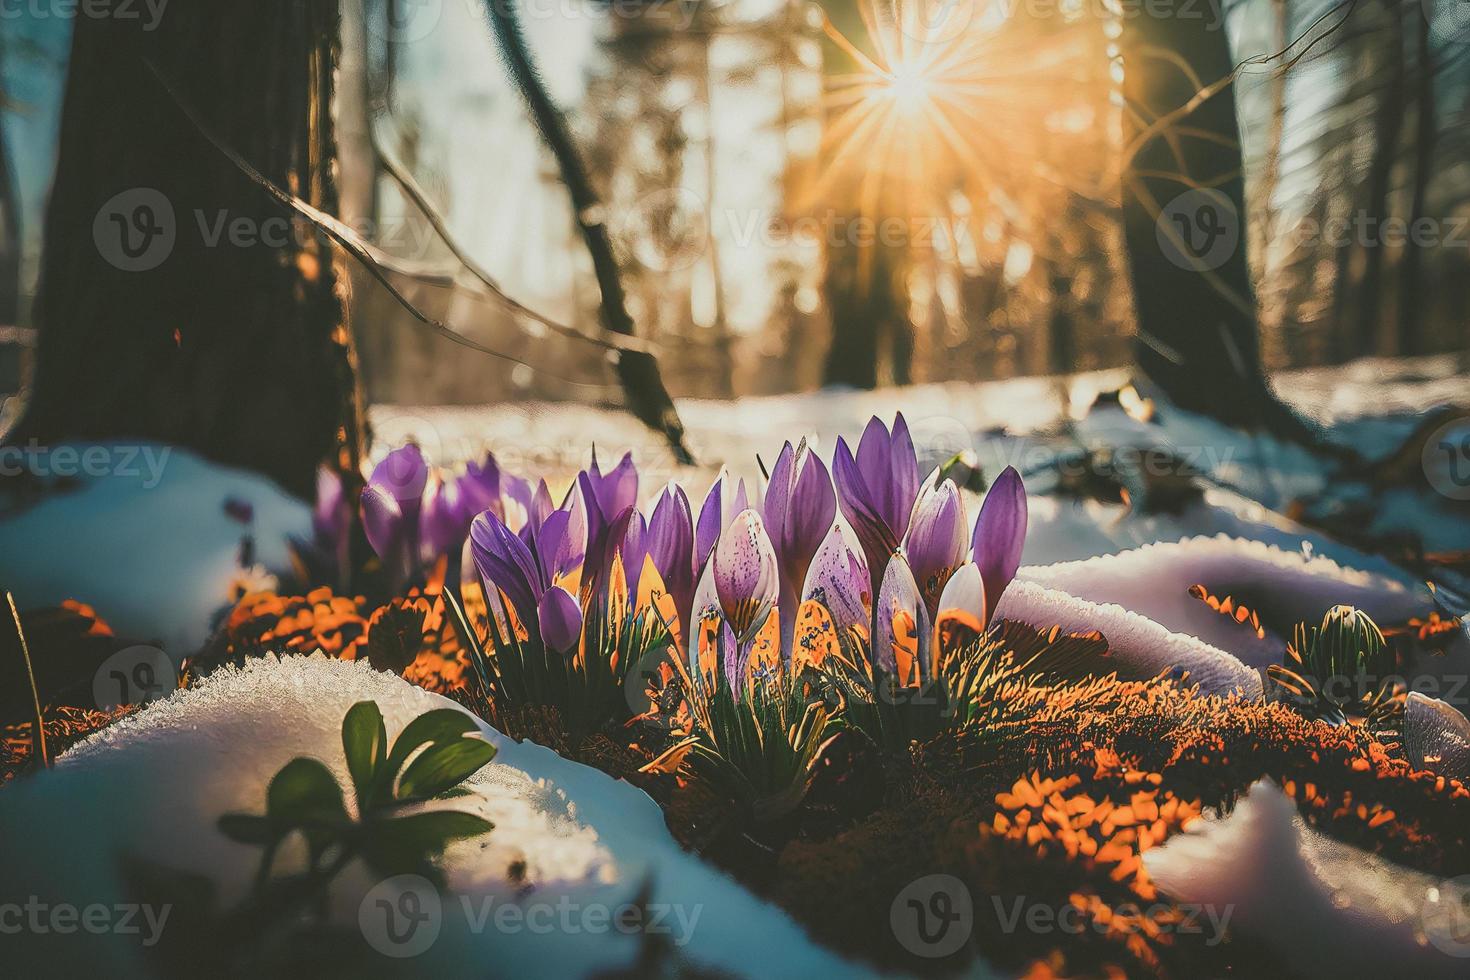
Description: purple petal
xmin=902 ymin=476 xmax=967 ymax=618
xmin=855 ymin=415 xmax=919 ymax=537
xmin=766 ymin=440 xmax=836 ymax=584
xmin=875 ymin=552 xmax=931 ymax=682
xmin=587 ymin=450 xmax=639 ymax=524
xmin=469 ymin=510 xmax=542 ymax=630
xmin=801 ymin=523 xmax=871 ymax=637
xmin=833 ymin=436 xmax=900 ymax=598
xmin=972 ymin=466 xmax=1028 ymax=609
xmin=765 ymin=440 xmax=837 ymax=654
xmin=610 ymin=506 xmax=648 ymax=597
xmin=533 ymin=508 xmax=585 ymax=588
xmin=460 ymin=453 xmax=503 ymax=520
xmin=369 ymin=445 xmax=429 ymax=525
xmin=712 ymin=509 xmax=779 ymax=646
xmin=695 ymin=469 xmax=729 ymax=572
xmin=530 ymin=480 xmax=556 ymax=530
xmin=360 ymin=485 xmax=405 ymax=566
xmin=537 ymin=586 xmax=584 ymax=655
xmin=421 ymin=476 xmax=471 ymax=560
xmin=312 ymin=468 xmax=346 ymax=545
xmin=647 ymin=483 xmax=696 ymax=621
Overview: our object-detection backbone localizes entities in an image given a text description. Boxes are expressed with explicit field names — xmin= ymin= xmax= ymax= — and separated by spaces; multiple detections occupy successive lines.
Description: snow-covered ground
xmin=0 ymin=656 xmax=877 ymax=978
xmin=1146 ymin=780 xmax=1469 ymax=978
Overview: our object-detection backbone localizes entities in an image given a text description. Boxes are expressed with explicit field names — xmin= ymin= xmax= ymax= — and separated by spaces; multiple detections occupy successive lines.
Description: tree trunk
xmin=13 ymin=0 xmax=362 ymax=499
xmin=1119 ymin=0 xmax=1286 ymax=431
xmin=1398 ymin=5 xmax=1435 ymax=356
xmin=818 ymin=0 xmax=912 ymax=390
xmin=1353 ymin=1 xmax=1405 ymax=357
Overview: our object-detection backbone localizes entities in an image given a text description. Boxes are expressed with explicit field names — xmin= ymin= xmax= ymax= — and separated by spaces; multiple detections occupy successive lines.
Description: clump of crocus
xmin=460 ymin=415 xmax=1031 ymax=809
xmin=1267 ymin=605 xmax=1394 ymax=724
xmin=364 ymin=445 xmax=538 ymax=588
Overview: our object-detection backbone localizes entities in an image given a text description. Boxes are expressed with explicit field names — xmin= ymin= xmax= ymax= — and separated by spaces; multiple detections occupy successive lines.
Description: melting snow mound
xmin=0 ymin=655 xmax=870 ymax=978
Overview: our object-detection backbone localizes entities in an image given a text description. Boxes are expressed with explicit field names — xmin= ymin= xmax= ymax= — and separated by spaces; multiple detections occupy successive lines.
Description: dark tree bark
xmin=13 ymin=0 xmax=364 ymax=498
xmin=1398 ymin=5 xmax=1435 ymax=356
xmin=1119 ymin=0 xmax=1314 ymax=441
xmin=1353 ymin=1 xmax=1405 ymax=357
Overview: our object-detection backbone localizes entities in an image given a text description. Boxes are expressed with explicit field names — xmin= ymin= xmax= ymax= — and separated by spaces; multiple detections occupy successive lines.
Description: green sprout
xmin=650 ymin=664 xmax=837 ymax=823
xmin=1268 ymin=605 xmax=1394 ymax=723
xmin=463 ymin=598 xmax=670 ymax=740
xmin=220 ymin=701 xmax=497 ymax=895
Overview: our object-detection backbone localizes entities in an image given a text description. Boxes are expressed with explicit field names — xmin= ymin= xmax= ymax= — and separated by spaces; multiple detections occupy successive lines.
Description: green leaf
xmin=379 ymin=810 xmax=495 ymax=854
xmin=341 ymin=701 xmax=387 ymax=811
xmin=266 ymin=757 xmax=348 ymax=831
xmin=217 ymin=813 xmax=277 ymax=845
xmin=396 ymin=739 xmax=497 ymax=802
xmin=354 ymin=810 xmax=491 ymax=884
xmin=384 ymin=709 xmax=482 ymax=777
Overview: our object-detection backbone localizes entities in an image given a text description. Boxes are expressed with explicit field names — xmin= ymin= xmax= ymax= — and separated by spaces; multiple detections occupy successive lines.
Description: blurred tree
xmin=0 ymin=52 xmax=17 ymax=334
xmin=818 ymin=0 xmax=912 ymax=389
xmin=1351 ymin=0 xmax=1405 ymax=358
xmin=12 ymin=0 xmax=363 ymax=498
xmin=1398 ymin=2 xmax=1435 ymax=355
xmin=486 ymin=0 xmax=692 ymax=461
xmin=1119 ymin=0 xmax=1316 ymax=440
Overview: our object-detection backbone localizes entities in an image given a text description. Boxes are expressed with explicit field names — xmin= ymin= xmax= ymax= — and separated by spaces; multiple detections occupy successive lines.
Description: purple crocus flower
xmin=646 ymin=482 xmax=696 ymax=632
xmin=801 ymin=523 xmax=871 ymax=638
xmin=833 ymin=414 xmax=920 ymax=597
xmin=538 ymin=585 xmax=584 ymax=655
xmin=605 ymin=505 xmax=649 ymax=598
xmin=874 ymin=551 xmax=931 ymax=684
xmin=695 ymin=468 xmax=751 ymax=573
xmin=971 ymin=466 xmax=1028 ymax=619
xmin=902 ymin=474 xmax=967 ymax=618
xmin=711 ymin=509 xmax=780 ymax=651
xmin=361 ymin=444 xmax=431 ymax=581
xmin=470 ymin=505 xmax=588 ymax=645
xmin=458 ymin=453 xmax=503 ymax=521
xmin=763 ymin=439 xmax=836 ymax=650
xmin=585 ymin=449 xmax=639 ymax=525
xmin=690 ymin=561 xmax=742 ymax=691
xmin=577 ymin=452 xmax=640 ymax=590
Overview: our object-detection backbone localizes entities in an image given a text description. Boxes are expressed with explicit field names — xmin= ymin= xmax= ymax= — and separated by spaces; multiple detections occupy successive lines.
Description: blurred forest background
xmin=0 ymin=0 xmax=1468 ymax=420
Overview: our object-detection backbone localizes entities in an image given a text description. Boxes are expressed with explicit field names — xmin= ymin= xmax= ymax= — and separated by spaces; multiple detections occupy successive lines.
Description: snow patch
xmin=1021 ymin=535 xmax=1426 ymax=667
xmin=0 ymin=656 xmax=870 ymax=978
xmin=1145 ymin=779 xmax=1466 ymax=978
xmin=995 ymin=579 xmax=1262 ymax=697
